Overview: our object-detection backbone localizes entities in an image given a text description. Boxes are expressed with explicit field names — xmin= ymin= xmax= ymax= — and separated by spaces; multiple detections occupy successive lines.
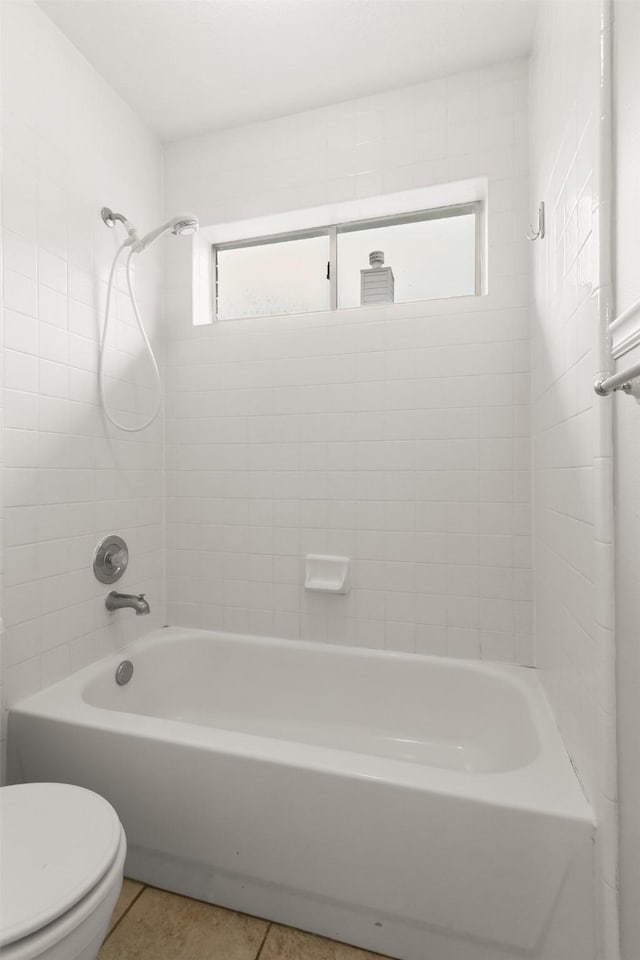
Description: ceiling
xmin=38 ymin=0 xmax=538 ymax=142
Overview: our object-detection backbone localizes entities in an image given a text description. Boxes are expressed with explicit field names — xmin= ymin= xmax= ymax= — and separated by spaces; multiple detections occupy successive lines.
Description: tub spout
xmin=105 ymin=591 xmax=150 ymax=616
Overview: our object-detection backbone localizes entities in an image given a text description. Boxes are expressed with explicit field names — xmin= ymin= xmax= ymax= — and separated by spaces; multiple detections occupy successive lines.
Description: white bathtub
xmin=8 ymin=627 xmax=595 ymax=960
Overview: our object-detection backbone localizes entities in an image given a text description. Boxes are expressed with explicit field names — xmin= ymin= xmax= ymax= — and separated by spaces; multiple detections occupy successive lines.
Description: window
xmin=215 ymin=230 xmax=330 ymax=321
xmin=213 ymin=202 xmax=481 ymax=321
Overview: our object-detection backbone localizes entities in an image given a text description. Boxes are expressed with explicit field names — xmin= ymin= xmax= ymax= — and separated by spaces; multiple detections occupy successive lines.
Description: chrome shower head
xmin=102 ymin=207 xmax=200 ymax=253
xmin=134 ymin=214 xmax=199 ymax=252
xmin=172 ymin=217 xmax=199 ymax=237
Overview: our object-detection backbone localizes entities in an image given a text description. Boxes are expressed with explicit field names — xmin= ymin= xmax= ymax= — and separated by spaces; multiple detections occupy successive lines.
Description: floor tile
xmin=99 ymin=887 xmax=268 ymax=960
xmin=258 ymin=923 xmax=393 ymax=960
xmin=109 ymin=878 xmax=144 ymax=930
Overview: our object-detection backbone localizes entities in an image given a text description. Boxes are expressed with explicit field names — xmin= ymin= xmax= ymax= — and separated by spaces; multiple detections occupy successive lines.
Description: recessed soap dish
xmin=304 ymin=555 xmax=350 ymax=594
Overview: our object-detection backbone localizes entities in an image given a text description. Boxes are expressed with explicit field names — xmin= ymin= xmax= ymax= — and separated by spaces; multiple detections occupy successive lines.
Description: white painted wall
xmin=530 ymin=3 xmax=618 ymax=956
xmin=613 ymin=3 xmax=640 ymax=956
xmin=0 ymin=2 xmax=4 ymax=779
xmin=162 ymin=59 xmax=533 ymax=662
xmin=0 ymin=0 xmax=165 ymax=777
xmin=615 ymin=360 xmax=640 ymax=960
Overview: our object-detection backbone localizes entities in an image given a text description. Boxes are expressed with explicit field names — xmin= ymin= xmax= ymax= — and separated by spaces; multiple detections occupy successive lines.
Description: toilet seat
xmin=0 ymin=783 xmax=125 ymax=957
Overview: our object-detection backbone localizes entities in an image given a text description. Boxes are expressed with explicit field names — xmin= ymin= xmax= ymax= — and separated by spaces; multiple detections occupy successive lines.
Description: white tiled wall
xmin=530 ymin=0 xmax=601 ymax=789
xmin=163 ymin=59 xmax=533 ymax=663
xmin=530 ymin=3 xmax=618 ymax=956
xmin=0 ymin=0 xmax=165 ymax=765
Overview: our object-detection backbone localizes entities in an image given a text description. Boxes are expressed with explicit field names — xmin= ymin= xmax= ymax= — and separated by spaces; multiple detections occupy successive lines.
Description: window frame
xmin=212 ymin=201 xmax=483 ymax=322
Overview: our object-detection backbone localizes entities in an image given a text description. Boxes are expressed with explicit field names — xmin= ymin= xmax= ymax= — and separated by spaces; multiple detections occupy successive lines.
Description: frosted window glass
xmin=216 ymin=234 xmax=330 ymax=320
xmin=337 ymin=214 xmax=476 ymax=309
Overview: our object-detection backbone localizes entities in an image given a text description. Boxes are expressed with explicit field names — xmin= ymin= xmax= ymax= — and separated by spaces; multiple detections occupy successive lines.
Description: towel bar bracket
xmin=594 ymin=377 xmax=633 ymax=397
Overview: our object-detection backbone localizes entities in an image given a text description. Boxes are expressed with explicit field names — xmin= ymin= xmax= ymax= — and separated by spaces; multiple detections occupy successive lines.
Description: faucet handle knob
xmin=105 ymin=547 xmax=127 ymax=570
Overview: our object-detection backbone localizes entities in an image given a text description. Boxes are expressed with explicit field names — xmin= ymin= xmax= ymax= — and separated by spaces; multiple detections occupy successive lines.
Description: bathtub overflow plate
xmin=94 ymin=535 xmax=129 ymax=584
xmin=115 ymin=660 xmax=134 ymax=686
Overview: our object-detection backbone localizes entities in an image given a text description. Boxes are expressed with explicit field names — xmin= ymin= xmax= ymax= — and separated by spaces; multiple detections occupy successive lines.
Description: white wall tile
xmin=0 ymin=0 xmax=165 ymax=755
xmin=163 ymin=59 xmax=532 ymax=664
xmin=531 ymin=3 xmax=617 ymax=956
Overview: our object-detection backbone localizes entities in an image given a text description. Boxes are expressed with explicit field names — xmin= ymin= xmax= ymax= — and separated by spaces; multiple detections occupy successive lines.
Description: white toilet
xmin=0 ymin=782 xmax=127 ymax=960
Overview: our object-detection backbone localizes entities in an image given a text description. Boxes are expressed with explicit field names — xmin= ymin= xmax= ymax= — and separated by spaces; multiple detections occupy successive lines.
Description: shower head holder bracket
xmin=101 ymin=207 xmax=127 ymax=229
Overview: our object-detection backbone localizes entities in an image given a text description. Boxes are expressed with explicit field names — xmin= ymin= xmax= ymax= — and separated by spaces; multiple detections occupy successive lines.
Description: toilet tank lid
xmin=0 ymin=782 xmax=123 ymax=947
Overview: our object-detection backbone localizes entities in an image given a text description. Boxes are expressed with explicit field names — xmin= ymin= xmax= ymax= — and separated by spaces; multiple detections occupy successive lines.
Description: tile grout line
xmin=254 ymin=921 xmax=273 ymax=960
xmin=103 ymin=883 xmax=148 ymax=942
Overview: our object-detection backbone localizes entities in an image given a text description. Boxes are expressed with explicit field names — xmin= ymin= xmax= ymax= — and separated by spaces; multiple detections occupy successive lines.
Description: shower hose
xmin=98 ymin=241 xmax=162 ymax=433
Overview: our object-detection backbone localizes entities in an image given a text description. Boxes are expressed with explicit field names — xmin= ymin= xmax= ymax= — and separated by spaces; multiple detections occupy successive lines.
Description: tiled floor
xmin=99 ymin=880 xmax=394 ymax=960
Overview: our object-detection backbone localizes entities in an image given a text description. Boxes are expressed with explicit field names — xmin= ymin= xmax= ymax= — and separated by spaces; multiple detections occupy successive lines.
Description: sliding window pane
xmin=216 ymin=233 xmax=330 ymax=321
xmin=337 ymin=213 xmax=477 ymax=309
